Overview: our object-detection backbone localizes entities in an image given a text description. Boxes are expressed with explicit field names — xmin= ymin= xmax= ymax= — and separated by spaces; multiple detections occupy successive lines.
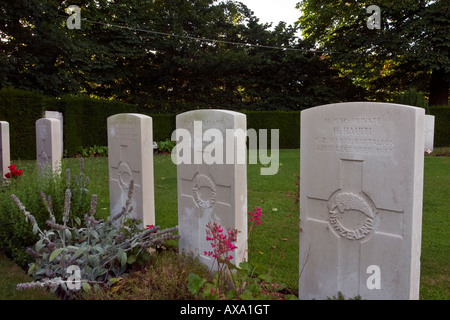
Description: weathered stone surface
xmin=175 ymin=110 xmax=247 ymax=270
xmin=36 ymin=118 xmax=62 ymax=176
xmin=299 ymin=102 xmax=425 ymax=300
xmin=108 ymin=113 xmax=155 ymax=227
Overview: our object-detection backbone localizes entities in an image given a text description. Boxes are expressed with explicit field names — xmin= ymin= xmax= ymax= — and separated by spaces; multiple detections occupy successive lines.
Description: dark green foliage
xmin=395 ymin=88 xmax=429 ymax=111
xmin=13 ymin=178 xmax=179 ymax=299
xmin=298 ymin=0 xmax=450 ymax=105
xmin=0 ymin=160 xmax=91 ymax=267
xmin=0 ymin=88 xmax=138 ymax=159
xmin=244 ymin=111 xmax=300 ymax=149
xmin=148 ymin=114 xmax=176 ymax=142
xmin=78 ymin=145 xmax=108 ymax=158
xmin=0 ymin=0 xmax=362 ymax=113
xmin=429 ymin=106 xmax=450 ymax=148
xmin=57 ymin=95 xmax=137 ymax=157
xmin=156 ymin=139 xmax=176 ymax=154
xmin=0 ymin=88 xmax=52 ymax=160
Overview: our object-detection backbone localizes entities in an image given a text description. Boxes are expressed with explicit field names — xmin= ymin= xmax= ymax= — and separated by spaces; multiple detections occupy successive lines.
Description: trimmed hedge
xmin=149 ymin=113 xmax=176 ymax=143
xmin=0 ymin=88 xmax=54 ymax=160
xmin=243 ymin=111 xmax=300 ymax=149
xmin=1 ymin=88 xmax=449 ymax=160
xmin=145 ymin=111 xmax=301 ymax=149
xmin=56 ymin=96 xmax=138 ymax=157
xmin=0 ymin=88 xmax=138 ymax=159
xmin=429 ymin=106 xmax=450 ymax=148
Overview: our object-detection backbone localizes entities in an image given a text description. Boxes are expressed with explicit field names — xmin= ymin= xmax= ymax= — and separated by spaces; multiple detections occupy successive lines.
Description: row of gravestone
xmin=0 ymin=103 xmax=435 ymax=300
xmin=0 ymin=111 xmax=64 ymax=177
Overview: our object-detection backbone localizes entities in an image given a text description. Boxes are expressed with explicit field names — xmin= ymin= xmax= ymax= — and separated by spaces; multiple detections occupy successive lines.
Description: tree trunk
xmin=429 ymin=68 xmax=449 ymax=106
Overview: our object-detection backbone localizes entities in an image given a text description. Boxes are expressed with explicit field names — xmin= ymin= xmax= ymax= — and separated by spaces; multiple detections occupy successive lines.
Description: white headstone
xmin=174 ymin=110 xmax=247 ymax=270
xmin=107 ymin=113 xmax=155 ymax=227
xmin=45 ymin=111 xmax=64 ymax=154
xmin=299 ymin=102 xmax=425 ymax=300
xmin=36 ymin=118 xmax=62 ymax=176
xmin=0 ymin=121 xmax=10 ymax=177
xmin=424 ymin=115 xmax=435 ymax=153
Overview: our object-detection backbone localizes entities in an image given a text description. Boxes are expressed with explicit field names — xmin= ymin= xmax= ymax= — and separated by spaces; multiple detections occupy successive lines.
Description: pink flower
xmin=205 ymin=221 xmax=238 ymax=263
xmin=248 ymin=207 xmax=263 ymax=225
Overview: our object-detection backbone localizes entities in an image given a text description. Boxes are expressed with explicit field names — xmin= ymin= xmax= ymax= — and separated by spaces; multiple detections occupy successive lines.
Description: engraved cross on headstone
xmin=180 ymin=132 xmax=227 ymax=268
xmin=37 ymin=127 xmax=49 ymax=172
xmin=108 ymin=113 xmax=155 ymax=228
xmin=109 ymin=143 xmax=139 ymax=212
xmin=305 ymin=159 xmax=403 ymax=294
xmin=177 ymin=112 xmax=246 ymax=271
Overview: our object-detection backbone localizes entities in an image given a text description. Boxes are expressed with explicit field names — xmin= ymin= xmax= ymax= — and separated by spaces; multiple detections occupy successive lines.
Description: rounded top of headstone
xmin=108 ymin=113 xmax=152 ymax=120
xmin=176 ymin=109 xmax=246 ymax=129
xmin=36 ymin=117 xmax=60 ymax=125
xmin=302 ymin=102 xmax=426 ymax=115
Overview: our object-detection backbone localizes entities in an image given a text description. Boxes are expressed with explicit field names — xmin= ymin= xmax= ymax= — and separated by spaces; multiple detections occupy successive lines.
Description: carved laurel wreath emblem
xmin=192 ymin=174 xmax=216 ymax=209
xmin=117 ymin=162 xmax=133 ymax=190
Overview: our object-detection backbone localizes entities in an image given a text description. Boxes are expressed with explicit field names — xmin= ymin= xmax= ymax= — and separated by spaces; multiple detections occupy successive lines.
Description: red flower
xmin=4 ymin=164 xmax=23 ymax=179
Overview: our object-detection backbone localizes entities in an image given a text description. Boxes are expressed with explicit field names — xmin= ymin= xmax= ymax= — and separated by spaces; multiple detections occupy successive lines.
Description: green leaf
xmin=35 ymin=239 xmax=44 ymax=252
xmin=73 ymin=216 xmax=81 ymax=226
xmin=127 ymin=254 xmax=137 ymax=264
xmin=118 ymin=248 xmax=127 ymax=267
xmin=74 ymin=247 xmax=85 ymax=259
xmin=248 ymin=282 xmax=261 ymax=294
xmin=49 ymin=248 xmax=64 ymax=262
xmin=90 ymin=230 xmax=99 ymax=241
xmin=46 ymin=231 xmax=55 ymax=239
xmin=82 ymin=281 xmax=91 ymax=292
xmin=239 ymin=289 xmax=256 ymax=300
xmin=108 ymin=278 xmax=122 ymax=286
xmin=187 ymin=273 xmax=207 ymax=295
xmin=93 ymin=245 xmax=104 ymax=254
xmin=88 ymin=255 xmax=100 ymax=267
xmin=226 ymin=289 xmax=238 ymax=299
xmin=32 ymin=223 xmax=39 ymax=235
xmin=27 ymin=263 xmax=37 ymax=275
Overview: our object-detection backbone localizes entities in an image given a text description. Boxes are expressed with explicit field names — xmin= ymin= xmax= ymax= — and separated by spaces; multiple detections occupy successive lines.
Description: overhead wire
xmin=57 ymin=14 xmax=336 ymax=54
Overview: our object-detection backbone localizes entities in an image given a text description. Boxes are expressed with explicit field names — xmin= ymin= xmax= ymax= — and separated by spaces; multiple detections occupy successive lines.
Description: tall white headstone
xmin=45 ymin=111 xmax=64 ymax=154
xmin=299 ymin=102 xmax=425 ymax=300
xmin=107 ymin=113 xmax=155 ymax=227
xmin=36 ymin=118 xmax=62 ymax=176
xmin=424 ymin=115 xmax=435 ymax=153
xmin=0 ymin=121 xmax=10 ymax=177
xmin=174 ymin=110 xmax=247 ymax=270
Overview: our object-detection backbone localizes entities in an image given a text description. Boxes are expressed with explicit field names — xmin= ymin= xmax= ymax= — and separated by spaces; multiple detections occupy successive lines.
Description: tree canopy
xmin=0 ymin=0 xmax=362 ymax=112
xmin=297 ymin=0 xmax=450 ymax=105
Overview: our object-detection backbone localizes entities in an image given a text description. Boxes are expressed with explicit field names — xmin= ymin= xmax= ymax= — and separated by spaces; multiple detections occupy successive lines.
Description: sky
xmin=233 ymin=0 xmax=301 ymax=27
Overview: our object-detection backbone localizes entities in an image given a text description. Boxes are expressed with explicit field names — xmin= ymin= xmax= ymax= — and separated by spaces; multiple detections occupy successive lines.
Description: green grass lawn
xmin=1 ymin=150 xmax=448 ymax=300
xmin=0 ymin=250 xmax=58 ymax=300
